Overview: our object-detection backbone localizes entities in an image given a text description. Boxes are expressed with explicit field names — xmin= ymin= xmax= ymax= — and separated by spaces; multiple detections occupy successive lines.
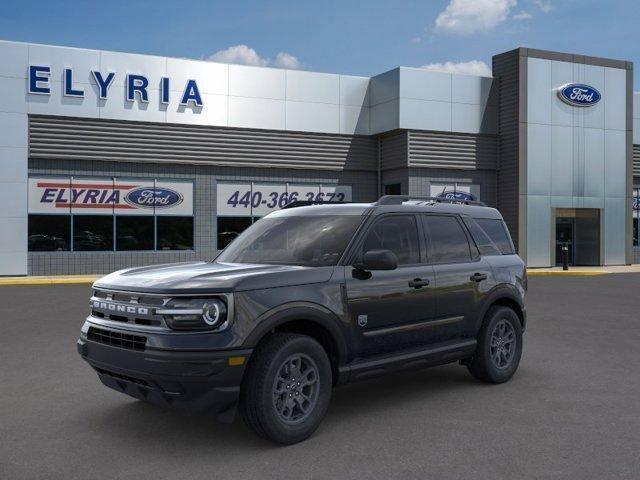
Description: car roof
xmin=269 ymin=200 xmax=504 ymax=220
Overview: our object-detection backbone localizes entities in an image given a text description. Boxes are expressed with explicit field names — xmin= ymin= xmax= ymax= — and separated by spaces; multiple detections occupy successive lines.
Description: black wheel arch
xmin=243 ymin=302 xmax=350 ymax=381
xmin=476 ymin=286 xmax=526 ymax=334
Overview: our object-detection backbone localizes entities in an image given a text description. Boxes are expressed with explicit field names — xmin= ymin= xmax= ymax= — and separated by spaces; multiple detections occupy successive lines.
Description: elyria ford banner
xmin=28 ymin=177 xmax=193 ymax=216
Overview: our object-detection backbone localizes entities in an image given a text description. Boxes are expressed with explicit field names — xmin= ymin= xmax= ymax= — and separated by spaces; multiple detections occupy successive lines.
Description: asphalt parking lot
xmin=1 ymin=275 xmax=640 ymax=480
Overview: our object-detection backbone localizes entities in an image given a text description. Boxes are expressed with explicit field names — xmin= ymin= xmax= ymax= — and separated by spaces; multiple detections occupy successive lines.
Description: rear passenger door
xmin=421 ymin=215 xmax=492 ymax=340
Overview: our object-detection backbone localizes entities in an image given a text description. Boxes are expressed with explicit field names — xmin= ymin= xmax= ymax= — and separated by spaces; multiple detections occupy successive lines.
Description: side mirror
xmin=355 ymin=249 xmax=398 ymax=271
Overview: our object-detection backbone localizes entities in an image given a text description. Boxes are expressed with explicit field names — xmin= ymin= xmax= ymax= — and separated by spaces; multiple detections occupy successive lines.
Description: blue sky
xmin=1 ymin=0 xmax=639 ymax=86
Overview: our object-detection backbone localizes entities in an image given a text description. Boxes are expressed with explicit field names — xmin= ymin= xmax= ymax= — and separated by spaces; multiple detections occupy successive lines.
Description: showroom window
xmin=157 ymin=216 xmax=194 ymax=251
xmin=216 ymin=182 xmax=352 ymax=250
xmin=28 ymin=215 xmax=71 ymax=252
xmin=73 ymin=215 xmax=114 ymax=251
xmin=116 ymin=216 xmax=154 ymax=251
xmin=384 ymin=183 xmax=401 ymax=195
xmin=28 ymin=176 xmax=194 ymax=252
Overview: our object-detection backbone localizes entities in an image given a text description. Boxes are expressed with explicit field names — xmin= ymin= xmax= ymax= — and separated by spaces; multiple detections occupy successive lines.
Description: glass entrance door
xmin=555 ymin=217 xmax=574 ymax=266
xmin=555 ymin=209 xmax=600 ymax=266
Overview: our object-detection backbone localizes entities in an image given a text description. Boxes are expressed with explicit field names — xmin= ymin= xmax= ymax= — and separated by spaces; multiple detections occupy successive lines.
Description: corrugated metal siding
xmin=492 ymin=50 xmax=521 ymax=251
xmin=407 ymin=131 xmax=498 ymax=170
xmin=28 ymin=115 xmax=377 ymax=171
xmin=634 ymin=144 xmax=640 ymax=177
xmin=379 ymin=130 xmax=408 ymax=171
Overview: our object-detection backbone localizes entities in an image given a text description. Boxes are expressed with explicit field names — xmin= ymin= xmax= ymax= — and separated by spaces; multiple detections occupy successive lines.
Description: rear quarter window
xmin=462 ymin=217 xmax=501 ymax=256
xmin=475 ymin=218 xmax=515 ymax=255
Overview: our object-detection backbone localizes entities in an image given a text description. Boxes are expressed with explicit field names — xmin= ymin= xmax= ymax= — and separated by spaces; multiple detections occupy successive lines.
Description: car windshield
xmin=216 ymin=215 xmax=363 ymax=267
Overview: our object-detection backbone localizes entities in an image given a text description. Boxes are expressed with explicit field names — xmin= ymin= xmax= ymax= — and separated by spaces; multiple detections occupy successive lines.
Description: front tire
xmin=240 ymin=333 xmax=332 ymax=444
xmin=467 ymin=306 xmax=523 ymax=384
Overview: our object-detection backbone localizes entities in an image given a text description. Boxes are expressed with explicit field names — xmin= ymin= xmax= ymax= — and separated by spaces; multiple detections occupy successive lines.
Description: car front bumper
xmin=77 ymin=330 xmax=252 ymax=422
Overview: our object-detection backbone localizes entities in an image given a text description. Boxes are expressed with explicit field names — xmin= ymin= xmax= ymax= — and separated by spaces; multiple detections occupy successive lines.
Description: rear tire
xmin=467 ymin=306 xmax=523 ymax=384
xmin=239 ymin=333 xmax=332 ymax=444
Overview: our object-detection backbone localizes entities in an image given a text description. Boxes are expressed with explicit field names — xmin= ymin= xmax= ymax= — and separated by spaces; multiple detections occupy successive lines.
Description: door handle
xmin=470 ymin=272 xmax=488 ymax=282
xmin=408 ymin=278 xmax=430 ymax=289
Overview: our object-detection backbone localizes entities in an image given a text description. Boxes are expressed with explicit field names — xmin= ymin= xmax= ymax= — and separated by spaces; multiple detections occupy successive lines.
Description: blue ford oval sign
xmin=125 ymin=187 xmax=183 ymax=209
xmin=436 ymin=190 xmax=476 ymax=202
xmin=557 ymin=83 xmax=601 ymax=107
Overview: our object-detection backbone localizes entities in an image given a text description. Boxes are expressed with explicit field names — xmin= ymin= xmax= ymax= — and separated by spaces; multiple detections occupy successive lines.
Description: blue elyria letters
xmin=28 ymin=65 xmax=204 ymax=107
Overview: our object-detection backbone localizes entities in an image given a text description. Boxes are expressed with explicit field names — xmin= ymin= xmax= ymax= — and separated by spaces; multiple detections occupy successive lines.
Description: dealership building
xmin=0 ymin=39 xmax=639 ymax=275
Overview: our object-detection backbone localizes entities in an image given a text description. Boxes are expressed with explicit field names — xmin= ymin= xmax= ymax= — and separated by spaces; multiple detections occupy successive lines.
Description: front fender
xmin=242 ymin=302 xmax=350 ymax=366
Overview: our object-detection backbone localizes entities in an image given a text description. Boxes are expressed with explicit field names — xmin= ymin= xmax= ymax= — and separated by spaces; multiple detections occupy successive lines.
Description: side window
xmin=462 ymin=216 xmax=501 ymax=256
xmin=422 ymin=215 xmax=472 ymax=263
xmin=475 ymin=218 xmax=515 ymax=254
xmin=361 ymin=215 xmax=420 ymax=265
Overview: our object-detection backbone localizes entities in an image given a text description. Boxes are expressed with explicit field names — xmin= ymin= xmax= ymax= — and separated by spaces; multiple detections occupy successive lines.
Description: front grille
xmin=94 ymin=289 xmax=165 ymax=306
xmin=90 ymin=288 xmax=166 ymax=328
xmin=87 ymin=326 xmax=147 ymax=351
xmin=94 ymin=367 xmax=150 ymax=386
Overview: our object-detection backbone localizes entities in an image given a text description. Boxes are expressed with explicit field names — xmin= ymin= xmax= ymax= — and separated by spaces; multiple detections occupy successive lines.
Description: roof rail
xmin=280 ymin=200 xmax=353 ymax=209
xmin=376 ymin=195 xmax=486 ymax=207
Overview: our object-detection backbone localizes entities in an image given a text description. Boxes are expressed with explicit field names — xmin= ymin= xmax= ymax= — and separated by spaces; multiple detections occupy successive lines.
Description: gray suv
xmin=78 ymin=195 xmax=527 ymax=444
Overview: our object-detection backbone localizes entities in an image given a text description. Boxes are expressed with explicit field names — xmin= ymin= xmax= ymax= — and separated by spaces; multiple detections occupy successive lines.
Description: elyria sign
xmin=557 ymin=83 xmax=601 ymax=107
xmin=28 ymin=65 xmax=204 ymax=107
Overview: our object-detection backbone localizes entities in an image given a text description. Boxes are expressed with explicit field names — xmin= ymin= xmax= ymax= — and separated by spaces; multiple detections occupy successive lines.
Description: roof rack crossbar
xmin=376 ymin=195 xmax=486 ymax=207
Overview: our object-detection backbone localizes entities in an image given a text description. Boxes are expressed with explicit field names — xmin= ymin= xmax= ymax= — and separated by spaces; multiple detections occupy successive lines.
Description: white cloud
xmin=421 ymin=60 xmax=492 ymax=77
xmin=532 ymin=0 xmax=553 ymax=13
xmin=273 ymin=52 xmax=302 ymax=69
xmin=208 ymin=45 xmax=268 ymax=67
xmin=513 ymin=10 xmax=532 ymax=20
xmin=435 ymin=0 xmax=517 ymax=35
xmin=207 ymin=44 xmax=302 ymax=69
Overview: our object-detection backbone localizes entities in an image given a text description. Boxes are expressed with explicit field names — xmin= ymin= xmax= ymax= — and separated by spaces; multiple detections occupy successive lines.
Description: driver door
xmin=344 ymin=214 xmax=436 ymax=357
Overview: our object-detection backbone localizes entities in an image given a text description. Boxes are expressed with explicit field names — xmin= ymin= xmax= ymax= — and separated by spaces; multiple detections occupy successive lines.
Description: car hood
xmin=93 ymin=261 xmax=335 ymax=294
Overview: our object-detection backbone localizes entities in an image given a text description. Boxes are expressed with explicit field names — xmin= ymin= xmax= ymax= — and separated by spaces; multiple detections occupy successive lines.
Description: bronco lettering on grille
xmin=91 ymin=300 xmax=149 ymax=316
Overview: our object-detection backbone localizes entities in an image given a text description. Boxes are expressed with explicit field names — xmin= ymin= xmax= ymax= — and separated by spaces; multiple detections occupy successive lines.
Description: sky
xmin=1 ymin=0 xmax=639 ymax=86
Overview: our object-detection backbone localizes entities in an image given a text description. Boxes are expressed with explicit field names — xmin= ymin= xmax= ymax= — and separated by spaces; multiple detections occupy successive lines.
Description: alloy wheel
xmin=272 ymin=353 xmax=320 ymax=425
xmin=490 ymin=319 xmax=516 ymax=370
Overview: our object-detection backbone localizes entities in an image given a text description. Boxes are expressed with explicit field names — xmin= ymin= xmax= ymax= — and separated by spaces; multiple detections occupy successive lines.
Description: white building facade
xmin=0 ymin=41 xmax=637 ymax=274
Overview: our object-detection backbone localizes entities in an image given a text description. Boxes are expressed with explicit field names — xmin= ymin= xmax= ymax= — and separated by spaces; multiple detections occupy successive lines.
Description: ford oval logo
xmin=436 ymin=190 xmax=476 ymax=201
xmin=557 ymin=83 xmax=601 ymax=107
xmin=124 ymin=187 xmax=183 ymax=209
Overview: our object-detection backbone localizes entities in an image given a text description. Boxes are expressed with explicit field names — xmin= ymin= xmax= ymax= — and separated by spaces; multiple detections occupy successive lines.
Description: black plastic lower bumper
xmin=77 ymin=337 xmax=252 ymax=421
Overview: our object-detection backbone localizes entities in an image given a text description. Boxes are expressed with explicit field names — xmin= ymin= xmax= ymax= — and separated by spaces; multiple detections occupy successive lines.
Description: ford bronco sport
xmin=78 ymin=195 xmax=527 ymax=444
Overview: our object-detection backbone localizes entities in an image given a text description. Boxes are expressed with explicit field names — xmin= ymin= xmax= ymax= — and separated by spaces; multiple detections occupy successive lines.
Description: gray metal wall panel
xmin=379 ymin=130 xmax=408 ymax=171
xmin=407 ymin=130 xmax=498 ymax=170
xmin=28 ymin=115 xmax=378 ymax=172
xmin=634 ymin=144 xmax=640 ymax=176
xmin=381 ymin=168 xmax=409 ymax=194
xmin=492 ymin=50 xmax=521 ymax=251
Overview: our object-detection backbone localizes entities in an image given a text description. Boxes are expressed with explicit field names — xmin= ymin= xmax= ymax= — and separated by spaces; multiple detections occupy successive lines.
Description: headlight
xmin=158 ymin=298 xmax=228 ymax=331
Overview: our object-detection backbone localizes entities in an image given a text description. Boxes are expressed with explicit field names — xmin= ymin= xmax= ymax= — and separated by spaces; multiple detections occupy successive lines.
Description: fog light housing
xmin=159 ymin=298 xmax=228 ymax=331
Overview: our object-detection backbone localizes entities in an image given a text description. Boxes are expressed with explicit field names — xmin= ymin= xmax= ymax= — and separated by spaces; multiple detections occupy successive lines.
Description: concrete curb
xmin=0 ymin=275 xmax=100 ymax=286
xmin=526 ymin=270 xmax=608 ymax=277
